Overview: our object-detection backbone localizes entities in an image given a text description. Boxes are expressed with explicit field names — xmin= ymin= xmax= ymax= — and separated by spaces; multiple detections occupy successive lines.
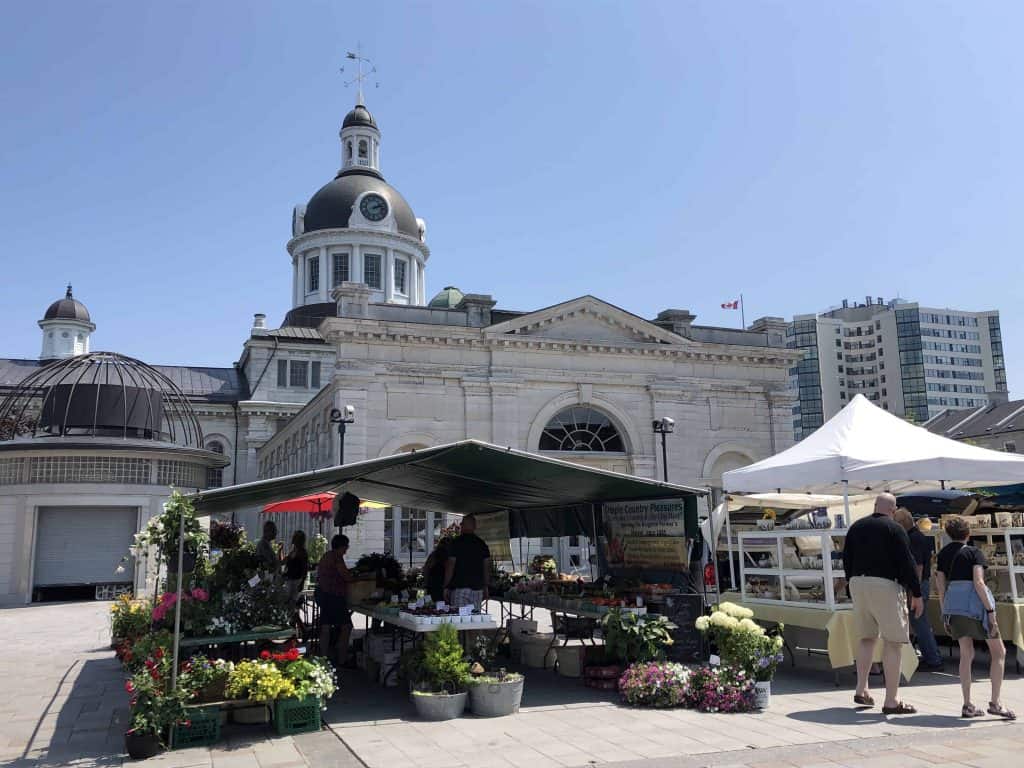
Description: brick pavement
xmin=1 ymin=601 xmax=1021 ymax=767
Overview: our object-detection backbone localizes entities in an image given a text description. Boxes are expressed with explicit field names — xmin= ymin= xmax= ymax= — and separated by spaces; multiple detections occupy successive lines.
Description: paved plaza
xmin=1 ymin=602 xmax=1023 ymax=768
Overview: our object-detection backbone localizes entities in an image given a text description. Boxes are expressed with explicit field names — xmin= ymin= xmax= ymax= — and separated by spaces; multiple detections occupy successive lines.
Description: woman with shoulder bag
xmin=935 ymin=516 xmax=1015 ymax=720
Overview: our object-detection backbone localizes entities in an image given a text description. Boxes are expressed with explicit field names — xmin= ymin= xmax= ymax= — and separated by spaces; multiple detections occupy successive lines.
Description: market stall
xmin=718 ymin=395 xmax=1024 ymax=681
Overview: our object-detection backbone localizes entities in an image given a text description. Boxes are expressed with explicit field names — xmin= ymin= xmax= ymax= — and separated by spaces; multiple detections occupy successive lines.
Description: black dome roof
xmin=43 ymin=285 xmax=91 ymax=323
xmin=303 ymin=168 xmax=420 ymax=238
xmin=343 ymin=103 xmax=377 ymax=129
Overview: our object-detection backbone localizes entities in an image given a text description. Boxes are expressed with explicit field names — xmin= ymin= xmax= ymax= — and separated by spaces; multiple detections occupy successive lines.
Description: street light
xmin=652 ymin=417 xmax=675 ymax=482
xmin=329 ymin=404 xmax=356 ymax=466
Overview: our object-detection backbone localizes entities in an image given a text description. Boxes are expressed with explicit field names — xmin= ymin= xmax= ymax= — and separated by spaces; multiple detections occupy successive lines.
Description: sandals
xmin=854 ymin=693 xmax=875 ymax=707
xmin=988 ymin=702 xmax=1017 ymax=720
xmin=962 ymin=704 xmax=985 ymax=718
xmin=882 ymin=701 xmax=917 ymax=715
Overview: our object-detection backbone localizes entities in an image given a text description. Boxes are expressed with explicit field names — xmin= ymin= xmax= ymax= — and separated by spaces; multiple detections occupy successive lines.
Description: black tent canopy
xmin=191 ymin=440 xmax=704 ymax=536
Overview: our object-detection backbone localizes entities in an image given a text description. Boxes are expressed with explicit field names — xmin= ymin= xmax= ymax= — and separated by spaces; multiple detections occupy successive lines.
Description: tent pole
xmin=843 ymin=480 xmax=850 ymax=521
xmin=725 ymin=500 xmax=735 ymax=590
xmin=169 ymin=504 xmax=185 ymax=751
xmin=589 ymin=503 xmax=599 ymax=581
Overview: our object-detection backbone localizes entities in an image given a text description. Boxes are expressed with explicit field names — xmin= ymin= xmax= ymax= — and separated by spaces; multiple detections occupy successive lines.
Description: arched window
xmin=358 ymin=139 xmax=368 ymax=159
xmin=206 ymin=441 xmax=225 ymax=488
xmin=345 ymin=141 xmax=353 ymax=160
xmin=539 ymin=406 xmax=624 ymax=452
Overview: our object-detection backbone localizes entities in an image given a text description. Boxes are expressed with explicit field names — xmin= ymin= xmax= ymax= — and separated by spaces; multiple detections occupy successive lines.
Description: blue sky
xmin=2 ymin=1 xmax=1022 ymax=394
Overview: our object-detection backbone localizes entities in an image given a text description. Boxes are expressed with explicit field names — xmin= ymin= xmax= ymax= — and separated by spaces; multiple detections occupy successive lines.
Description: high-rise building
xmin=787 ymin=297 xmax=1008 ymax=439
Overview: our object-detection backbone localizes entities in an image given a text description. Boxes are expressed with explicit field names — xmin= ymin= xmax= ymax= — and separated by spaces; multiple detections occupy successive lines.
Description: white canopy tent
xmin=723 ymin=395 xmax=1024 ymax=502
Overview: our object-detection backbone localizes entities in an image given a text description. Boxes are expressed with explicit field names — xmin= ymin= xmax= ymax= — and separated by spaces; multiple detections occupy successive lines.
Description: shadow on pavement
xmin=786 ymin=706 xmax=972 ymax=729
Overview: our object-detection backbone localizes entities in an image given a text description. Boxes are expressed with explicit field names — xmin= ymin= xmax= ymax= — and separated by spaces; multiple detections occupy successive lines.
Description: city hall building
xmin=0 ymin=94 xmax=800 ymax=604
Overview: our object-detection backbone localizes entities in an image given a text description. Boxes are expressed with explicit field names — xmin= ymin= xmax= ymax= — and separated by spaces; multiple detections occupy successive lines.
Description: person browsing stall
xmin=255 ymin=520 xmax=279 ymax=576
xmin=894 ymin=509 xmax=944 ymax=670
xmin=443 ymin=515 xmax=491 ymax=610
xmin=842 ymin=493 xmax=923 ymax=715
xmin=315 ymin=534 xmax=354 ymax=668
xmin=935 ymin=516 xmax=1015 ymax=720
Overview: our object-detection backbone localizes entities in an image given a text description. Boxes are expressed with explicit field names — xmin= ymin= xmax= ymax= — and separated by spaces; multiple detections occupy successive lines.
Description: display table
xmin=352 ymin=605 xmax=499 ymax=633
xmin=179 ymin=628 xmax=296 ymax=658
xmin=721 ymin=593 xmax=918 ymax=681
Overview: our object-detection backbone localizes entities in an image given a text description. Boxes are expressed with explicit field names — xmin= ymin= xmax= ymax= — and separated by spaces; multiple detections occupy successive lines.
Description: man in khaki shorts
xmin=842 ymin=493 xmax=924 ymax=715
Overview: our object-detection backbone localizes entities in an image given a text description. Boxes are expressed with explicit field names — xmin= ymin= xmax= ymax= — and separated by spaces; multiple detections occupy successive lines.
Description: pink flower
xmin=190 ymin=587 xmax=209 ymax=602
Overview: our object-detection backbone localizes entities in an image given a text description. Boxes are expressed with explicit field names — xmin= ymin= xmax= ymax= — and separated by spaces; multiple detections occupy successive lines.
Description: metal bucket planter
xmin=411 ymin=690 xmax=467 ymax=721
xmin=469 ymin=676 xmax=524 ymax=717
xmin=167 ymin=547 xmax=198 ymax=574
xmin=754 ymin=680 xmax=771 ymax=709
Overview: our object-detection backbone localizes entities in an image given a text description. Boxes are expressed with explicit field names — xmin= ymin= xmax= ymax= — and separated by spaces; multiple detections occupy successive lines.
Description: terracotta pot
xmin=125 ymin=730 xmax=161 ymax=759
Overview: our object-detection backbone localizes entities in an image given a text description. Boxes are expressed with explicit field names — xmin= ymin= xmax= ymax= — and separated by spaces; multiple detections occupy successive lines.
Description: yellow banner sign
xmin=473 ymin=510 xmax=512 ymax=561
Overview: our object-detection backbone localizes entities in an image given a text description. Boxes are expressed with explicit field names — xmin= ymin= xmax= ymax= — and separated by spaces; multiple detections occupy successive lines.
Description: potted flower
xmin=695 ymin=602 xmax=784 ymax=709
xmin=124 ymin=648 xmax=189 ymax=758
xmin=466 ymin=636 xmax=523 ymax=717
xmin=179 ymin=654 xmax=233 ymax=703
xmin=209 ymin=519 xmax=245 ymax=550
xmin=110 ymin=594 xmax=152 ymax=648
xmin=618 ymin=662 xmax=691 ymax=708
xmin=407 ymin=623 xmax=470 ymax=720
xmin=271 ymin=648 xmax=337 ymax=734
xmin=130 ymin=490 xmax=208 ymax=575
xmin=684 ymin=664 xmax=756 ymax=713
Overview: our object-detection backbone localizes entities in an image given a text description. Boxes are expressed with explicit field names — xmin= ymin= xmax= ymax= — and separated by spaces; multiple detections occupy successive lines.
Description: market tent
xmin=723 ymin=395 xmax=1024 ymax=495
xmin=192 ymin=439 xmax=705 ymax=534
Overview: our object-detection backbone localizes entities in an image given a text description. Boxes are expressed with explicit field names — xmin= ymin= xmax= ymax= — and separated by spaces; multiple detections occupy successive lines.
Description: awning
xmin=191 ymin=440 xmax=705 ymax=520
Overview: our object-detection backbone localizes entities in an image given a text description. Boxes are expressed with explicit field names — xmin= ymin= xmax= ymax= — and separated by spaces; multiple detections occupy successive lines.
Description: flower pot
xmin=411 ymin=690 xmax=467 ymax=721
xmin=125 ymin=730 xmax=161 ymax=759
xmin=167 ymin=548 xmax=198 ymax=574
xmin=754 ymin=680 xmax=771 ymax=709
xmin=469 ymin=677 xmax=524 ymax=717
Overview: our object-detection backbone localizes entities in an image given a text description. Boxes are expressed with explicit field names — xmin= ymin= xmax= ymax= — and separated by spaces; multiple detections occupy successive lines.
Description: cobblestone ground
xmin=1 ymin=601 xmax=1021 ymax=767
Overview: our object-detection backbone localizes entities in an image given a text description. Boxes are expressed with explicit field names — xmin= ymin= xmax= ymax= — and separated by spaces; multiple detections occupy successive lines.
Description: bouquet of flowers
xmin=178 ymin=654 xmax=233 ymax=702
xmin=618 ymin=662 xmax=691 ymax=708
xmin=226 ymin=659 xmax=296 ymax=702
xmin=226 ymin=648 xmax=336 ymax=704
xmin=684 ymin=665 xmax=755 ymax=713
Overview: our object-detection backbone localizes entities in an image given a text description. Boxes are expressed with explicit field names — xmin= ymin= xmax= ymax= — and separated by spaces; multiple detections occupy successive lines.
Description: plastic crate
xmin=172 ymin=705 xmax=221 ymax=749
xmin=273 ymin=696 xmax=321 ymax=736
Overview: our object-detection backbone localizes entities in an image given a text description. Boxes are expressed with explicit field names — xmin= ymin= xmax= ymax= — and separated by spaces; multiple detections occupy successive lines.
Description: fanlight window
xmin=539 ymin=407 xmax=624 ymax=452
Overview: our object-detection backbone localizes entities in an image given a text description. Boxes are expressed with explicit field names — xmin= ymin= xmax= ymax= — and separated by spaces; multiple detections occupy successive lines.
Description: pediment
xmin=485 ymin=296 xmax=683 ymax=346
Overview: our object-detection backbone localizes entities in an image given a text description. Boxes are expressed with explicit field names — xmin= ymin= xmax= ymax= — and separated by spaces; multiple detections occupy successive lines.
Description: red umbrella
xmin=262 ymin=492 xmax=336 ymax=534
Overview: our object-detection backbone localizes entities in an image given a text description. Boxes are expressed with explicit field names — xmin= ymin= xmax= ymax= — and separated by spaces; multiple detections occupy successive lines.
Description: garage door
xmin=34 ymin=506 xmax=137 ymax=586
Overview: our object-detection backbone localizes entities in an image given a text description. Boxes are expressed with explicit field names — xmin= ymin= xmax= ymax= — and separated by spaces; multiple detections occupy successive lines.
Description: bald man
xmin=843 ymin=492 xmax=924 ymax=714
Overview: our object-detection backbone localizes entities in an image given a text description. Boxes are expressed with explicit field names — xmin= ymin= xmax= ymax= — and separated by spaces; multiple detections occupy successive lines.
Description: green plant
xmin=226 ymin=660 xmax=296 ymax=702
xmin=131 ymin=490 xmax=208 ymax=566
xmin=123 ymin=631 xmax=174 ymax=674
xmin=529 ymin=555 xmax=557 ymax=576
xmin=178 ymin=655 xmax=233 ymax=701
xmin=111 ymin=594 xmax=152 ymax=641
xmin=124 ymin=647 xmax=189 ymax=744
xmin=600 ymin=609 xmax=674 ymax=664
xmin=308 ymin=533 xmax=328 ymax=564
xmin=413 ymin=623 xmax=470 ymax=693
xmin=354 ymin=552 xmax=403 ymax=581
xmin=208 ymin=543 xmax=262 ymax=593
xmin=695 ymin=602 xmax=784 ymax=682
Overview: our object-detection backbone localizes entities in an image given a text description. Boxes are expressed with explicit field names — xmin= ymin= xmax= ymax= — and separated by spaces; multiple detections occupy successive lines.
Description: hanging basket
xmin=167 ymin=547 xmax=198 ymax=574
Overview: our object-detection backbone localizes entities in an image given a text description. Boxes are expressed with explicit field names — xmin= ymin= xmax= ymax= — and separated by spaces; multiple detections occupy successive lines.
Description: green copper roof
xmin=428 ymin=286 xmax=464 ymax=309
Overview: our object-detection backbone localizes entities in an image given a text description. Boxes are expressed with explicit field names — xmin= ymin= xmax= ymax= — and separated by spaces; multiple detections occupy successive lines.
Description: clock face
xmin=360 ymin=193 xmax=389 ymax=222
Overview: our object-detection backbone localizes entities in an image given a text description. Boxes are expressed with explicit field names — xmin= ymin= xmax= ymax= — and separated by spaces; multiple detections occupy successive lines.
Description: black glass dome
xmin=0 ymin=352 xmax=204 ymax=448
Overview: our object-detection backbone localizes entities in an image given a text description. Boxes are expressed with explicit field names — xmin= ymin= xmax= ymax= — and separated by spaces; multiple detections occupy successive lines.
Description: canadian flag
xmin=721 ymin=300 xmax=740 ymax=310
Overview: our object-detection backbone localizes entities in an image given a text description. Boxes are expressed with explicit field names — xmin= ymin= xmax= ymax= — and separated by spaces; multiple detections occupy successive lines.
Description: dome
xmin=0 ymin=352 xmax=205 ymax=449
xmin=429 ymin=286 xmax=464 ymax=309
xmin=342 ymin=103 xmax=377 ymax=129
xmin=303 ymin=168 xmax=420 ymax=239
xmin=43 ymin=285 xmax=90 ymax=323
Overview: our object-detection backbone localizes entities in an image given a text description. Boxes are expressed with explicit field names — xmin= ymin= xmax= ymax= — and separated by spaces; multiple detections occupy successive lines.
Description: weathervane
xmin=340 ymin=44 xmax=378 ymax=105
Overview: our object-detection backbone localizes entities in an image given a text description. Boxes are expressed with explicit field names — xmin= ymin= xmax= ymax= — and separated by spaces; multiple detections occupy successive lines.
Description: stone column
xmin=319 ymin=247 xmax=329 ymax=302
xmin=384 ymin=248 xmax=394 ymax=302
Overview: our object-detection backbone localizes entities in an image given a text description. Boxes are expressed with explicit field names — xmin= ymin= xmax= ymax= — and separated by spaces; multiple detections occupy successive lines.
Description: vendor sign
xmin=474 ymin=510 xmax=513 ymax=561
xmin=603 ymin=498 xmax=689 ymax=569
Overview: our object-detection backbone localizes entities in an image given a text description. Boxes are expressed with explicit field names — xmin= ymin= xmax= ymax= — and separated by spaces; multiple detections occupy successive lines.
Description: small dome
xmin=343 ymin=103 xmax=377 ymax=129
xmin=303 ymin=168 xmax=420 ymax=238
xmin=429 ymin=286 xmax=464 ymax=309
xmin=43 ymin=285 xmax=90 ymax=323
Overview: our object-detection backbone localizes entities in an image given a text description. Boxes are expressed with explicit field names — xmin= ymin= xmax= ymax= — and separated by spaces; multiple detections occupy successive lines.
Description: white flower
xmin=738 ymin=618 xmax=764 ymax=635
xmin=695 ymin=616 xmax=710 ymax=631
xmin=773 ymin=636 xmax=784 ymax=650
xmin=718 ymin=601 xmax=754 ymax=620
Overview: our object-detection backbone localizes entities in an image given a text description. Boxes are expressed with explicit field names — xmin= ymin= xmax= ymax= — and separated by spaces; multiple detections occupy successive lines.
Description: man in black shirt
xmin=444 ymin=515 xmax=491 ymax=610
xmin=843 ymin=493 xmax=923 ymax=715
xmin=905 ymin=517 xmax=943 ymax=669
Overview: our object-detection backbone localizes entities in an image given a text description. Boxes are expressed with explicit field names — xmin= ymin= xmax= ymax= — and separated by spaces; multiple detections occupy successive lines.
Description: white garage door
xmin=34 ymin=506 xmax=137 ymax=586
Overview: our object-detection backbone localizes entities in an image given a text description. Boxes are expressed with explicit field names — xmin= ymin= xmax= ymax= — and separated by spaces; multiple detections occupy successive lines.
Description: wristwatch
xmin=986 ymin=609 xmax=996 ymax=614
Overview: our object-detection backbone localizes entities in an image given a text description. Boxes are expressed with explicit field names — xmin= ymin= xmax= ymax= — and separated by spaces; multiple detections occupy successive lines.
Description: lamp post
xmin=652 ymin=417 xmax=675 ymax=482
xmin=329 ymin=404 xmax=356 ymax=466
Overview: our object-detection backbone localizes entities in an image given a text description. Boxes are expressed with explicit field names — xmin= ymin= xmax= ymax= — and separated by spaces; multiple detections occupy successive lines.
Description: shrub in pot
xmin=408 ymin=624 xmax=469 ymax=720
xmin=600 ymin=609 xmax=674 ymax=665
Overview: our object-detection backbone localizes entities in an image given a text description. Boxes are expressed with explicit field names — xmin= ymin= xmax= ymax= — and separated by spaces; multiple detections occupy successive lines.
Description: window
xmin=345 ymin=141 xmax=353 ymax=161
xmin=1005 ymin=441 xmax=1018 ymax=453
xmin=311 ymin=361 xmax=321 ymax=389
xmin=277 ymin=360 xmax=288 ymax=387
xmin=836 ymin=352 xmax=843 ymax=361
xmin=364 ymin=253 xmax=382 ymax=289
xmin=307 ymin=255 xmax=319 ymax=292
xmin=359 ymin=139 xmax=368 ymax=159
xmin=541 ymin=537 xmax=555 ymax=548
xmin=837 ymin=366 xmax=844 ymax=373
xmin=394 ymin=258 xmax=407 ymax=294
xmin=400 ymin=509 xmax=428 ymax=555
xmin=539 ymin=406 xmax=624 ymax=452
xmin=206 ymin=441 xmax=225 ymax=488
xmin=332 ymin=253 xmax=349 ymax=287
xmin=835 ymin=339 xmax=842 ymax=347
xmin=289 ymin=360 xmax=309 ymax=388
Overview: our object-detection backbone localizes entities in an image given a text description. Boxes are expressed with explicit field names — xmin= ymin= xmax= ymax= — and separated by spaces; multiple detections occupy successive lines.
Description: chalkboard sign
xmin=661 ymin=593 xmax=705 ymax=663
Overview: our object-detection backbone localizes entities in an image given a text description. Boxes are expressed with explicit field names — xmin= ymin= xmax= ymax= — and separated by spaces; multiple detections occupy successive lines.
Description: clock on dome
xmin=359 ymin=193 xmax=389 ymax=222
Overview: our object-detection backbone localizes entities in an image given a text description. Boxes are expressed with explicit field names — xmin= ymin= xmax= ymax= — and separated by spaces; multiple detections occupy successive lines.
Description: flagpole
xmin=740 ymin=293 xmax=745 ymax=330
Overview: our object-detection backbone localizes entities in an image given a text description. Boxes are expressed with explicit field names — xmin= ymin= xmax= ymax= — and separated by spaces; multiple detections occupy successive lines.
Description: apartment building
xmin=787 ymin=297 xmax=1008 ymax=439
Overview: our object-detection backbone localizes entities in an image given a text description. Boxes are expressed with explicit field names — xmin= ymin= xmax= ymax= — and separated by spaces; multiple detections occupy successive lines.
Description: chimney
xmin=456 ymin=294 xmax=497 ymax=327
xmin=252 ymin=313 xmax=266 ymax=332
xmin=842 ymin=299 xmax=849 ymax=309
xmin=654 ymin=309 xmax=697 ymax=338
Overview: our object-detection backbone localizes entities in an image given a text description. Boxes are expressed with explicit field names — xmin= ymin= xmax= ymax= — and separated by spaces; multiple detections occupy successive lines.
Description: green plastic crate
xmin=274 ymin=696 xmax=321 ymax=736
xmin=171 ymin=705 xmax=220 ymax=749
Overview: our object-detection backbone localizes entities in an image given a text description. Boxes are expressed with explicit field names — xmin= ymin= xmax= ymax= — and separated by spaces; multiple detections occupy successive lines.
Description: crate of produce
xmin=274 ymin=696 xmax=321 ymax=736
xmin=171 ymin=705 xmax=220 ymax=749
